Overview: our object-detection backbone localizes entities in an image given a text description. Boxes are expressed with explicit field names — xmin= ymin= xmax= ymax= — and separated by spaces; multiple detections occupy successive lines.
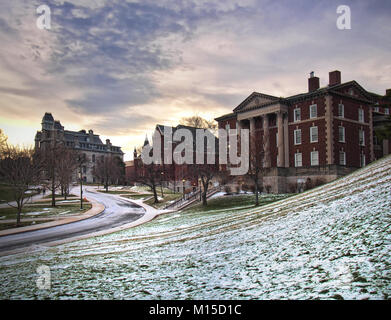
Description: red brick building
xmin=126 ymin=124 xmax=219 ymax=193
xmin=215 ymin=70 xmax=391 ymax=193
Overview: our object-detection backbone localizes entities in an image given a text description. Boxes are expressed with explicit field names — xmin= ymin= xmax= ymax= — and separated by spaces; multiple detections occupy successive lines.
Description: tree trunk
xmin=202 ymin=181 xmax=208 ymax=206
xmin=152 ymin=185 xmax=159 ymax=203
xmin=16 ymin=201 xmax=22 ymax=227
xmin=51 ymin=179 xmax=56 ymax=207
xmin=202 ymin=192 xmax=207 ymax=206
xmin=255 ymin=181 xmax=259 ymax=206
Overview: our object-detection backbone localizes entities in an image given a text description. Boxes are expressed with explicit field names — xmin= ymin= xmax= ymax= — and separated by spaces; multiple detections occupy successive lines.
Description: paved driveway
xmin=0 ymin=188 xmax=145 ymax=254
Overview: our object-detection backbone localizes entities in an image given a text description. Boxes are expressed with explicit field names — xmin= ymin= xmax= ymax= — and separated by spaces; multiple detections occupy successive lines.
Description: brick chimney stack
xmin=329 ymin=70 xmax=341 ymax=86
xmin=308 ymin=72 xmax=320 ymax=92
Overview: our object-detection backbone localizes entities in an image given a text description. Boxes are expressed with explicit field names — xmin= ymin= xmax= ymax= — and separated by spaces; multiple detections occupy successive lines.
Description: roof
xmin=233 ymin=92 xmax=279 ymax=113
xmin=218 ymin=80 xmax=380 ymax=120
xmin=42 ymin=112 xmax=54 ymax=122
xmin=214 ymin=113 xmax=236 ymax=121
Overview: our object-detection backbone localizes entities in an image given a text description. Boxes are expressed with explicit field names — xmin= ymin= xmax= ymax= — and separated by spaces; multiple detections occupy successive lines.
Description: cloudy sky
xmin=0 ymin=0 xmax=390 ymax=160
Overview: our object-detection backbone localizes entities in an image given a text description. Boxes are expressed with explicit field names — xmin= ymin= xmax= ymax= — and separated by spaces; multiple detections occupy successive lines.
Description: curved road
xmin=0 ymin=188 xmax=145 ymax=254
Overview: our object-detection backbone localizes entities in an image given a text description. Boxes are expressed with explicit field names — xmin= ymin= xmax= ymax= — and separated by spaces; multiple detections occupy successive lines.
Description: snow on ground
xmin=0 ymin=156 xmax=390 ymax=299
xmin=24 ymin=212 xmax=46 ymax=216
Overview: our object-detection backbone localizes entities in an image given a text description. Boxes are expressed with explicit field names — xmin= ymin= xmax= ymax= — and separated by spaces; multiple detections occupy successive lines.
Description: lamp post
xmin=79 ymin=170 xmax=83 ymax=210
xmin=198 ymin=178 xmax=202 ymax=201
xmin=160 ymin=171 xmax=164 ymax=198
xmin=78 ymin=153 xmax=85 ymax=210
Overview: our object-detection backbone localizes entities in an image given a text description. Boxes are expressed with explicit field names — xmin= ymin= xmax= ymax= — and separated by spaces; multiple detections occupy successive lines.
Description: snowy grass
xmin=0 ymin=156 xmax=390 ymax=299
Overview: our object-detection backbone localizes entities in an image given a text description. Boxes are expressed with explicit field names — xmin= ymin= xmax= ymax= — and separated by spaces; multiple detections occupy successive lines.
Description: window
xmin=360 ymin=154 xmax=366 ymax=167
xmin=339 ymin=151 xmax=346 ymax=165
xmin=338 ymin=104 xmax=344 ymax=118
xmin=295 ymin=153 xmax=302 ymax=167
xmin=311 ymin=151 xmax=319 ymax=166
xmin=294 ymin=108 xmax=301 ymax=122
xmin=310 ymin=104 xmax=317 ymax=119
xmin=385 ymin=108 xmax=390 ymax=115
xmin=294 ymin=129 xmax=302 ymax=145
xmin=358 ymin=109 xmax=364 ymax=123
xmin=276 ymin=132 xmax=278 ymax=146
xmin=359 ymin=129 xmax=365 ymax=146
xmin=92 ymin=154 xmax=95 ymax=162
xmin=374 ymin=106 xmax=380 ymax=112
xmin=339 ymin=126 xmax=345 ymax=142
xmin=310 ymin=126 xmax=318 ymax=143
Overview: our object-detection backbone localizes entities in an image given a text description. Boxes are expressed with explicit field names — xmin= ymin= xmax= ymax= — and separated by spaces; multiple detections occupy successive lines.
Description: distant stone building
xmin=35 ymin=112 xmax=124 ymax=183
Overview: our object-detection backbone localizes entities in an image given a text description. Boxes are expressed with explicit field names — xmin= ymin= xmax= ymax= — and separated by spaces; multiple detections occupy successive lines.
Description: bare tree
xmin=0 ymin=145 xmax=42 ymax=226
xmin=131 ymin=162 xmax=163 ymax=204
xmin=180 ymin=115 xmax=217 ymax=132
xmin=94 ymin=155 xmax=124 ymax=192
xmin=247 ymin=128 xmax=266 ymax=206
xmin=0 ymin=129 xmax=7 ymax=154
xmin=188 ymin=163 xmax=218 ymax=206
xmin=41 ymin=141 xmax=65 ymax=207
xmin=57 ymin=148 xmax=78 ymax=200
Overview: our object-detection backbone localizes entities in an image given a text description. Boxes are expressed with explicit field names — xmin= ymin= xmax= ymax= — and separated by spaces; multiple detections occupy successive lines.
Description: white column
xmin=236 ymin=120 xmax=242 ymax=133
xmin=277 ymin=111 xmax=284 ymax=167
xmin=263 ymin=115 xmax=270 ymax=167
xmin=283 ymin=113 xmax=289 ymax=168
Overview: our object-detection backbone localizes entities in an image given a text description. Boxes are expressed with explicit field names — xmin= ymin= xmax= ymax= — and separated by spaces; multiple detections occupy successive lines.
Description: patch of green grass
xmin=145 ymin=193 xmax=184 ymax=209
xmin=32 ymin=198 xmax=89 ymax=205
xmin=0 ymin=185 xmax=39 ymax=203
xmin=183 ymin=193 xmax=292 ymax=213
xmin=121 ymin=194 xmax=153 ymax=200
xmin=42 ymin=194 xmax=77 ymax=199
xmin=0 ymin=203 xmax=92 ymax=221
xmin=97 ymin=190 xmax=139 ymax=195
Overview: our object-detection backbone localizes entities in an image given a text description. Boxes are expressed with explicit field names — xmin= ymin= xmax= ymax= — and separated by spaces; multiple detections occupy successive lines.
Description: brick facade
xmin=215 ymin=70 xmax=391 ymax=193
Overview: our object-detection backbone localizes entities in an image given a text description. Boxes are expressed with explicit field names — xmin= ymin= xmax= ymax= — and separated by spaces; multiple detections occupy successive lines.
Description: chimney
xmin=106 ymin=139 xmax=111 ymax=146
xmin=386 ymin=89 xmax=391 ymax=97
xmin=308 ymin=72 xmax=320 ymax=92
xmin=329 ymin=70 xmax=341 ymax=86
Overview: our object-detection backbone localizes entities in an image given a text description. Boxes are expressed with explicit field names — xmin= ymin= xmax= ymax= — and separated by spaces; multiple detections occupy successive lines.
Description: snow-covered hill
xmin=1 ymin=155 xmax=390 ymax=299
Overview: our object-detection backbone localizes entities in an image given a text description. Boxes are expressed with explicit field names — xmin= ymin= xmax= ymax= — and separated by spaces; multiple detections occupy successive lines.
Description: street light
xmin=79 ymin=170 xmax=83 ymax=210
xmin=160 ymin=171 xmax=164 ymax=198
